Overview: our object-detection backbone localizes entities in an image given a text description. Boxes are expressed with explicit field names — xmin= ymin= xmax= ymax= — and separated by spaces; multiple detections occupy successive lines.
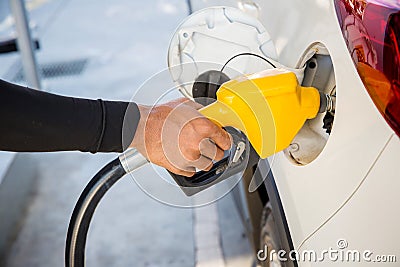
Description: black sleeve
xmin=0 ymin=79 xmax=140 ymax=153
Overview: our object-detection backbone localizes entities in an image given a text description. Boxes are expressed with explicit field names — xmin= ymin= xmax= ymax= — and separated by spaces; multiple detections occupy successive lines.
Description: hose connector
xmin=118 ymin=148 xmax=148 ymax=174
xmin=319 ymin=93 xmax=336 ymax=113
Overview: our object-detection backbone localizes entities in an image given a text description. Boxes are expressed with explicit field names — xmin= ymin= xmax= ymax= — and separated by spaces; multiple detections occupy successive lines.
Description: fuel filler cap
xmin=168 ymin=6 xmax=278 ymax=98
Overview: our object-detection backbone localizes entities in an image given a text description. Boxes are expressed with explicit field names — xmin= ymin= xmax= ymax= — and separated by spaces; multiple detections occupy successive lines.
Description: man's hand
xmin=130 ymin=98 xmax=231 ymax=177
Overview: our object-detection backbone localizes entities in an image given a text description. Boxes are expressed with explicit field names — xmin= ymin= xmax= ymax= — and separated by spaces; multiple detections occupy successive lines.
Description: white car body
xmin=180 ymin=0 xmax=400 ymax=265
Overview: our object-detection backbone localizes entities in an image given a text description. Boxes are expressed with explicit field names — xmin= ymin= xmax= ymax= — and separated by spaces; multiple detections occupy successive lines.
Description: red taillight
xmin=334 ymin=0 xmax=400 ymax=136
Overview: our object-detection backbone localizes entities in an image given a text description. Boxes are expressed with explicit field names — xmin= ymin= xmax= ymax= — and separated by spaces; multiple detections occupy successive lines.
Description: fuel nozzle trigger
xmin=169 ymin=126 xmax=249 ymax=196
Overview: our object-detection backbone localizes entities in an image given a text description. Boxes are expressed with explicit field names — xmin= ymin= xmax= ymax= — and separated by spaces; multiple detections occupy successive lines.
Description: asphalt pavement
xmin=0 ymin=0 xmax=253 ymax=266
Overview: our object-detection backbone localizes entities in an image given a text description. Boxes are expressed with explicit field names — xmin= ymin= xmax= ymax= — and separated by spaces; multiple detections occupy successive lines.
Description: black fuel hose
xmin=65 ymin=158 xmax=126 ymax=267
xmin=65 ymin=149 xmax=148 ymax=267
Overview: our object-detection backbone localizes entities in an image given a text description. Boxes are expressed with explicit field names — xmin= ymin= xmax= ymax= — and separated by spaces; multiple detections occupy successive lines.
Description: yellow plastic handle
xmin=199 ymin=69 xmax=320 ymax=158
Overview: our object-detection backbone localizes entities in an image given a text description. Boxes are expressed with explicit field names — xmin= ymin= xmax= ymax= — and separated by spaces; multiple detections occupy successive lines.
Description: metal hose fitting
xmin=319 ymin=92 xmax=336 ymax=113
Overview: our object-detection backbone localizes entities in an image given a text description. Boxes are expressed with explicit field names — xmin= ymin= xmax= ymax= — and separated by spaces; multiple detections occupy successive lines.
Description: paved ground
xmin=0 ymin=1 xmax=253 ymax=266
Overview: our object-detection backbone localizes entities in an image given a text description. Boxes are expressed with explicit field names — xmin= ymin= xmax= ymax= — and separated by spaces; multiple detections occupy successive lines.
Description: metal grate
xmin=12 ymin=58 xmax=88 ymax=81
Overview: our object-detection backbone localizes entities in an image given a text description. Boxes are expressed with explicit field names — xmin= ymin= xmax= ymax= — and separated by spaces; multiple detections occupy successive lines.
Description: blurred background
xmin=0 ymin=0 xmax=253 ymax=266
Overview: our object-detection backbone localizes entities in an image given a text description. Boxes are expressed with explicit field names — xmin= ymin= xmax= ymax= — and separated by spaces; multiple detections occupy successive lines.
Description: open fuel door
xmin=168 ymin=6 xmax=278 ymax=98
xmin=166 ymin=7 xmax=280 ymax=196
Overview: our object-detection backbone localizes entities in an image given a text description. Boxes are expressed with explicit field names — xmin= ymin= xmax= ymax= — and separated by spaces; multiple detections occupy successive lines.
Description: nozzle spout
xmin=319 ymin=93 xmax=336 ymax=113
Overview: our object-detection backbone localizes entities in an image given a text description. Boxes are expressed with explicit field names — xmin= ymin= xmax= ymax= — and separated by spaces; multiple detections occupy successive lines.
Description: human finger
xmin=208 ymin=124 xmax=232 ymax=150
xmin=169 ymin=165 xmax=196 ymax=177
xmin=191 ymin=155 xmax=213 ymax=171
xmin=199 ymin=138 xmax=225 ymax=161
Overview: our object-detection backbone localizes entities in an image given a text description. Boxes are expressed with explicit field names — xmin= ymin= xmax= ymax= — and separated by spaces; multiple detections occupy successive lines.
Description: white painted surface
xmin=186 ymin=0 xmax=393 ymax=246
xmin=301 ymin=134 xmax=400 ymax=265
xmin=255 ymin=0 xmax=395 ymax=248
xmin=188 ymin=0 xmax=399 ymax=262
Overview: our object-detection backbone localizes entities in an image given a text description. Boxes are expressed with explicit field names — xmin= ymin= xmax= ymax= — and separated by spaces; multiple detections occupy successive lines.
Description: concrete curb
xmin=194 ymin=203 xmax=226 ymax=267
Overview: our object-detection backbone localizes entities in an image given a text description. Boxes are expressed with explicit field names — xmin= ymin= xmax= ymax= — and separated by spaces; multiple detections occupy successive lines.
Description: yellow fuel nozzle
xmin=199 ymin=69 xmax=321 ymax=159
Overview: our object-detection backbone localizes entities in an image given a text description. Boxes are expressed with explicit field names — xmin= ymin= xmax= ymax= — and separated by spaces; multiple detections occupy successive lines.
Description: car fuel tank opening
xmin=285 ymin=43 xmax=337 ymax=165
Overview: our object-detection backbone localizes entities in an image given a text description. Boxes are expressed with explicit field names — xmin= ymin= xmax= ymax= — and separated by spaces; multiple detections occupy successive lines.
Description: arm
xmin=0 ymin=79 xmax=231 ymax=176
xmin=0 ymin=79 xmax=139 ymax=153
